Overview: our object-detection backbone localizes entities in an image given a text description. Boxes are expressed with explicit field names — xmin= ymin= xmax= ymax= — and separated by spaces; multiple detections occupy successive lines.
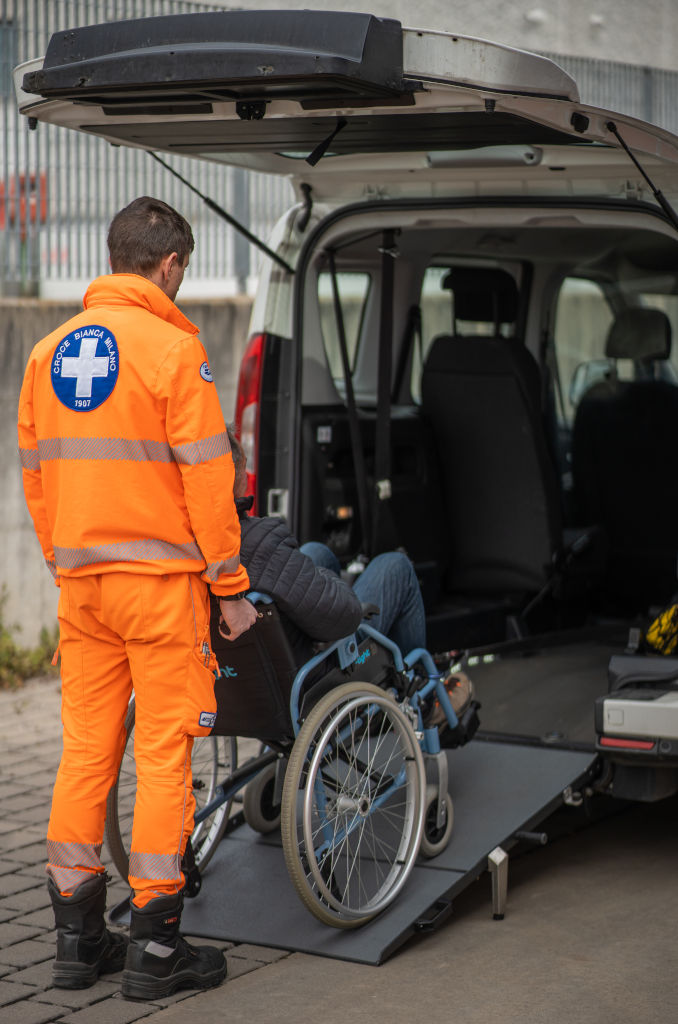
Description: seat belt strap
xmin=327 ymin=250 xmax=372 ymax=557
xmin=372 ymin=230 xmax=398 ymax=553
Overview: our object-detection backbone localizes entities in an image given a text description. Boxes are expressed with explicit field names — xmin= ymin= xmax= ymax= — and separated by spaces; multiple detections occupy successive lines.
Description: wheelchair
xmin=104 ymin=594 xmax=479 ymax=929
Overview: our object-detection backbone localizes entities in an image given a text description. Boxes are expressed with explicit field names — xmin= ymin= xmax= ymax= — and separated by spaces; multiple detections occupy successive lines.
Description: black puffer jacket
xmin=238 ymin=503 xmax=362 ymax=664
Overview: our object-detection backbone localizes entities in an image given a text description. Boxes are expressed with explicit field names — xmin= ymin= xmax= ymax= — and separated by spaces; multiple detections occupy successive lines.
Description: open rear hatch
xmin=14 ymin=10 xmax=678 ymax=209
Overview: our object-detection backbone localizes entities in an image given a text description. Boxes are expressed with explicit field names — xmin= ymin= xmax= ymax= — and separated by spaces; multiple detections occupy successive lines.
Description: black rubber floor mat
xmin=472 ymin=638 xmax=619 ymax=746
xmin=181 ymin=741 xmax=596 ymax=964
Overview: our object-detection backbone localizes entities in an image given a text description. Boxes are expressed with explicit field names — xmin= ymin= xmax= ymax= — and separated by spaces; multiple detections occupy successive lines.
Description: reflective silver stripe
xmin=37 ymin=437 xmax=174 ymax=463
xmin=172 ymin=431 xmax=230 ymax=466
xmin=47 ymin=839 xmax=103 ymax=869
xmin=204 ymin=555 xmax=241 ymax=581
xmin=46 ymin=839 xmax=103 ymax=890
xmin=145 ymin=941 xmax=176 ymax=959
xmin=129 ymin=851 xmax=182 ymax=883
xmin=54 ymin=538 xmax=203 ymax=571
xmin=31 ymin=432 xmax=229 ymax=466
xmin=19 ymin=447 xmax=40 ymax=471
xmin=46 ymin=558 xmax=57 ymax=579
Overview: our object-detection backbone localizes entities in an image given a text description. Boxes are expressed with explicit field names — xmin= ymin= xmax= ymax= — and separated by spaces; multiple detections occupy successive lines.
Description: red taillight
xmin=234 ymin=333 xmax=265 ymax=513
xmin=599 ymin=736 xmax=657 ymax=751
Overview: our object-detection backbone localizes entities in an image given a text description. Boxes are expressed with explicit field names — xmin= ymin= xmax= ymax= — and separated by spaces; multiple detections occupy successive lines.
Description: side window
xmin=318 ymin=271 xmax=371 ymax=385
xmin=553 ymin=278 xmax=616 ymax=426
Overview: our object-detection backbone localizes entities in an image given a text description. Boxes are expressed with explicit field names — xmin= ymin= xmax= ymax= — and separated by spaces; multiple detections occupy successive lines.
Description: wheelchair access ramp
xmin=181 ymin=740 xmax=598 ymax=965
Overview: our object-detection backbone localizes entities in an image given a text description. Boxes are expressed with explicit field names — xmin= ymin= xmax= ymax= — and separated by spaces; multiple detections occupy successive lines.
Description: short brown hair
xmin=107 ymin=196 xmax=194 ymax=274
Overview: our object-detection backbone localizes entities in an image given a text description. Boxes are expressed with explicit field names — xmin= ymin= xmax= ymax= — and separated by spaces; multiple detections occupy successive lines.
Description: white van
xmin=16 ymin=10 xmax=678 ymax=800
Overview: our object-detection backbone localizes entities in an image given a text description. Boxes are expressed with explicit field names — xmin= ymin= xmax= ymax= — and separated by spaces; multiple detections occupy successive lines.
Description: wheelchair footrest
xmin=439 ymin=701 xmax=481 ymax=749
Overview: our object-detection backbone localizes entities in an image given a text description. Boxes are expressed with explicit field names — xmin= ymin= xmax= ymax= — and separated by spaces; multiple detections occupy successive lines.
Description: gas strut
xmin=606 ymin=121 xmax=678 ymax=234
xmin=148 ymin=151 xmax=295 ymax=275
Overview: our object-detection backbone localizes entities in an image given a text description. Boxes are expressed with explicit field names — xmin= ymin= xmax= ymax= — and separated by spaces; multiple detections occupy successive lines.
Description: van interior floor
xmin=465 ymin=625 xmax=630 ymax=749
xmin=178 ymin=741 xmax=599 ymax=964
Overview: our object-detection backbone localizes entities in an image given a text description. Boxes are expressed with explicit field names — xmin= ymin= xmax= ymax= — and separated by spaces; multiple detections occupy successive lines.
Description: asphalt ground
xmin=1 ymin=675 xmax=676 ymax=1024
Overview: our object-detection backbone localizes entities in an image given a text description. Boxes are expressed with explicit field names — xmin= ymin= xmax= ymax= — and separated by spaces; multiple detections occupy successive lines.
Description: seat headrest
xmin=605 ymin=308 xmax=672 ymax=361
xmin=441 ymin=267 xmax=518 ymax=324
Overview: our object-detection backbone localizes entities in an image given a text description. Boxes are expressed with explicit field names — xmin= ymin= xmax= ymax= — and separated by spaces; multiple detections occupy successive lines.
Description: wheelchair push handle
xmin=217 ymin=591 xmax=272 ymax=639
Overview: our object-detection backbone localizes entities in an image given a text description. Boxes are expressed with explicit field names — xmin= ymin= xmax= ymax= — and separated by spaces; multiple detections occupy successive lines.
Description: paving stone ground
xmin=0 ymin=676 xmax=287 ymax=1022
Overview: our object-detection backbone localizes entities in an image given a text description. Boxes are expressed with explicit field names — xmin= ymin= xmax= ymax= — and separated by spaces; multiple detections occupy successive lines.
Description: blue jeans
xmin=300 ymin=543 xmax=426 ymax=656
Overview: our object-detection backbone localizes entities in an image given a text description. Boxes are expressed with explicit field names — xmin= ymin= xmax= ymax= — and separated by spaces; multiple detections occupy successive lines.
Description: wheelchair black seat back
xmin=208 ymin=594 xmax=402 ymax=744
xmin=209 ymin=595 xmax=297 ymax=742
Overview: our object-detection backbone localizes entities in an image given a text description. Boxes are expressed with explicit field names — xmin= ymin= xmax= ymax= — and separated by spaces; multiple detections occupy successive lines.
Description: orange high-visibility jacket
xmin=18 ymin=274 xmax=249 ymax=597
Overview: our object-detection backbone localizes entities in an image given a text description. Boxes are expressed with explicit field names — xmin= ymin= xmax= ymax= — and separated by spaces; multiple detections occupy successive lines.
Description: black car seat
xmin=421 ymin=268 xmax=563 ymax=599
xmin=572 ymin=307 xmax=678 ymax=611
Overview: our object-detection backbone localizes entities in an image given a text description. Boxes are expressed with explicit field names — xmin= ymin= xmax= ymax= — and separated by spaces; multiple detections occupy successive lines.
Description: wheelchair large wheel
xmin=281 ymin=682 xmax=425 ymax=928
xmin=105 ymin=697 xmax=237 ymax=879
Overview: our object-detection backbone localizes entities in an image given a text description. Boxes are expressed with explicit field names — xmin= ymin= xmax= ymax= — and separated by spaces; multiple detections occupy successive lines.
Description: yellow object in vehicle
xmin=646 ymin=605 xmax=678 ymax=655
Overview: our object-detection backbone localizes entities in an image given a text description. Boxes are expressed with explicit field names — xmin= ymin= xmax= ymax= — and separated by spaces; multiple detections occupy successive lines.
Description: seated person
xmin=226 ymin=427 xmax=472 ymax=718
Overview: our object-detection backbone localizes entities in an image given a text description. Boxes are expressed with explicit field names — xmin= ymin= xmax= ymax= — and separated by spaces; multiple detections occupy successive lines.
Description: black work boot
xmin=121 ymin=892 xmax=227 ymax=1001
xmin=48 ymin=874 xmax=128 ymax=989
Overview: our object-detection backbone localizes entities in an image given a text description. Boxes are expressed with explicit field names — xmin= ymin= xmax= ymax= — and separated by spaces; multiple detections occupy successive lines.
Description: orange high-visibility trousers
xmin=47 ymin=571 xmax=218 ymax=907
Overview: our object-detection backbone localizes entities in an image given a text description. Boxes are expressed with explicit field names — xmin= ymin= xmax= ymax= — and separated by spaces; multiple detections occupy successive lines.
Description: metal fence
xmin=0 ymin=0 xmax=295 ymax=296
xmin=541 ymin=52 xmax=678 ymax=135
xmin=2 ymin=2 xmax=678 ymax=296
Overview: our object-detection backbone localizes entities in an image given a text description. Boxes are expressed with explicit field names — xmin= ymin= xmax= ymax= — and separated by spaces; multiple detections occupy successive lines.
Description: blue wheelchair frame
xmin=195 ymin=592 xmax=459 ymax=837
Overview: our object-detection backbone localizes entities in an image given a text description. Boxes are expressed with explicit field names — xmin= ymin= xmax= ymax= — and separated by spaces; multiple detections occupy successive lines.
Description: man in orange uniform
xmin=18 ymin=197 xmax=256 ymax=1001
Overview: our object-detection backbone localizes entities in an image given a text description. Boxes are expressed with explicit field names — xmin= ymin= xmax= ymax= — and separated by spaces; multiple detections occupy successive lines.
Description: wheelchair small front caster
xmin=419 ymin=784 xmax=454 ymax=858
xmin=243 ymin=760 xmax=282 ymax=834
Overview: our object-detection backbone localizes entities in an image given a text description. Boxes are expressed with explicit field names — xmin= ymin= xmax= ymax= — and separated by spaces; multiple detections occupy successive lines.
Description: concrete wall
xmin=2 ymin=296 xmax=253 ymax=645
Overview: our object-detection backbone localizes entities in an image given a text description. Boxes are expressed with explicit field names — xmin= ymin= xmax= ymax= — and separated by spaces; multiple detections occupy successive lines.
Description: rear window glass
xmin=318 ymin=271 xmax=371 ymax=383
xmin=554 ymin=278 xmax=678 ymax=426
xmin=554 ymin=277 xmax=617 ymax=426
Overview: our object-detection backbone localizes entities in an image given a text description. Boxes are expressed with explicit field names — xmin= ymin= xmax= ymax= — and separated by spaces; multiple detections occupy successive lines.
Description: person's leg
xmin=299 ymin=541 xmax=341 ymax=574
xmin=47 ymin=575 xmax=131 ymax=987
xmin=353 ymin=552 xmax=426 ymax=655
xmin=120 ymin=572 xmax=215 ymax=907
xmin=49 ymin=577 xmax=132 ymax=892
xmin=120 ymin=572 xmax=226 ymax=1001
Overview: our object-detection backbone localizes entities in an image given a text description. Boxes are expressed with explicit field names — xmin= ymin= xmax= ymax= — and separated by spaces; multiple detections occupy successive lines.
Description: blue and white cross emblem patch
xmin=51 ymin=326 xmax=119 ymax=411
